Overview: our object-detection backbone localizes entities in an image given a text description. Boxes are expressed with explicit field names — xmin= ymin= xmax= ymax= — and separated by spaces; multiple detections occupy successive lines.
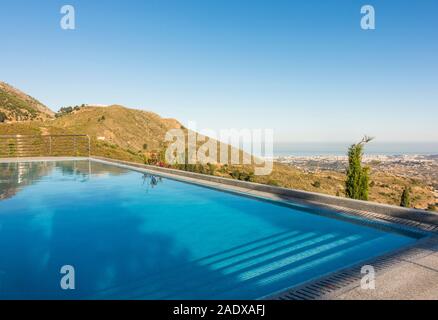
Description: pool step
xmin=90 ymin=232 xmax=378 ymax=299
xmin=87 ymin=230 xmax=416 ymax=300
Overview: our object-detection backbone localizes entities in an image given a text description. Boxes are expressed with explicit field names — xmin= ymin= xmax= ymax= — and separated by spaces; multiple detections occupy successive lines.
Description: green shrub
xmin=267 ymin=179 xmax=280 ymax=186
xmin=312 ymin=181 xmax=321 ymax=188
xmin=127 ymin=149 xmax=137 ymax=155
xmin=230 ymin=170 xmax=240 ymax=179
xmin=345 ymin=136 xmax=373 ymax=200
xmin=0 ymin=111 xmax=7 ymax=123
xmin=219 ymin=164 xmax=228 ymax=173
xmin=207 ymin=163 xmax=216 ymax=175
xmin=400 ymin=186 xmax=411 ymax=208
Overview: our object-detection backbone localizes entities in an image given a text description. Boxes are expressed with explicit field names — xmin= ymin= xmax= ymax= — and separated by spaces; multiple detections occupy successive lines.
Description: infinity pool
xmin=0 ymin=160 xmax=418 ymax=299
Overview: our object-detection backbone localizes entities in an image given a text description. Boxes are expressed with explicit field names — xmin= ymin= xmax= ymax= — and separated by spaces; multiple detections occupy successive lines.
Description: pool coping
xmin=2 ymin=156 xmax=438 ymax=300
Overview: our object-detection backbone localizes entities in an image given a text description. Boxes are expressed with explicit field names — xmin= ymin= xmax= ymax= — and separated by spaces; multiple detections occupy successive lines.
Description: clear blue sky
xmin=1 ymin=0 xmax=437 ymax=142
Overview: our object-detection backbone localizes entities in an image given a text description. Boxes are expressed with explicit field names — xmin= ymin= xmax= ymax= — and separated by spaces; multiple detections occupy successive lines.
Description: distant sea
xmin=274 ymin=142 xmax=438 ymax=157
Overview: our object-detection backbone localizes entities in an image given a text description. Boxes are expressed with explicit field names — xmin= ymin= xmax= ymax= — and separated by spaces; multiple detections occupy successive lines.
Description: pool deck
xmin=2 ymin=156 xmax=438 ymax=300
xmin=270 ymin=235 xmax=438 ymax=300
xmin=337 ymin=245 xmax=438 ymax=300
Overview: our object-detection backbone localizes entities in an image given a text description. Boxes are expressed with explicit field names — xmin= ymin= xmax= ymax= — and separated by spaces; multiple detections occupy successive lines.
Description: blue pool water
xmin=0 ymin=160 xmax=418 ymax=299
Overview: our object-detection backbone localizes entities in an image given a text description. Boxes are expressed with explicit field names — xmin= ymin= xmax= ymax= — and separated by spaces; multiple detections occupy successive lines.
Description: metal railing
xmin=0 ymin=135 xmax=91 ymax=158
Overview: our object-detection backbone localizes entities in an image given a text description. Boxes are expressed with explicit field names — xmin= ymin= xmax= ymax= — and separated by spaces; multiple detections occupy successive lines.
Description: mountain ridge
xmin=0 ymin=82 xmax=55 ymax=122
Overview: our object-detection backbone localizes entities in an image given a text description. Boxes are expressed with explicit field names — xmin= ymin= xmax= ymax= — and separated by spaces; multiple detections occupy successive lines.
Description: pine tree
xmin=345 ymin=136 xmax=373 ymax=200
xmin=400 ymin=186 xmax=411 ymax=207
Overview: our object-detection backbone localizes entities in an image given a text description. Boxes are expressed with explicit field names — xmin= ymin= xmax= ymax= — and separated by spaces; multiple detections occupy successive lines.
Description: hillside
xmin=0 ymin=82 xmax=55 ymax=122
xmin=0 ymin=83 xmax=436 ymax=211
xmin=0 ymin=104 xmax=186 ymax=163
xmin=52 ymin=105 xmax=183 ymax=151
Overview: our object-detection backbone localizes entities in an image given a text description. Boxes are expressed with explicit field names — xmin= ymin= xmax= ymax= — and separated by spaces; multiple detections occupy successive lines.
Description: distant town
xmin=275 ymin=154 xmax=438 ymax=203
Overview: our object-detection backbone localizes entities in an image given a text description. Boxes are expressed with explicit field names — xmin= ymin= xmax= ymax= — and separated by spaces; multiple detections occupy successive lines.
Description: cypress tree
xmin=400 ymin=186 xmax=411 ymax=207
xmin=345 ymin=136 xmax=373 ymax=200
